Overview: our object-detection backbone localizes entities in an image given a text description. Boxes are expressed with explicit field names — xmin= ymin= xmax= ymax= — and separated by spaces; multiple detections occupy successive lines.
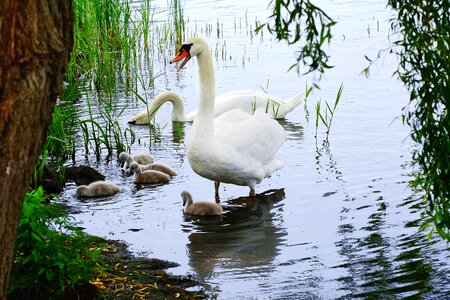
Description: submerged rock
xmin=32 ymin=165 xmax=65 ymax=195
xmin=32 ymin=164 xmax=106 ymax=195
xmin=66 ymin=165 xmax=106 ymax=186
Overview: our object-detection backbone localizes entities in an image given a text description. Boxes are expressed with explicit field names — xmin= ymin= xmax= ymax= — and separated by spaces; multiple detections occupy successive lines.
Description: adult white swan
xmin=171 ymin=36 xmax=285 ymax=197
xmin=128 ymin=89 xmax=304 ymax=124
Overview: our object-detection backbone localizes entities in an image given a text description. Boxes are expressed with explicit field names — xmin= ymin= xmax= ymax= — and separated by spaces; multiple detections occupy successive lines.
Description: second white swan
xmin=128 ymin=89 xmax=304 ymax=125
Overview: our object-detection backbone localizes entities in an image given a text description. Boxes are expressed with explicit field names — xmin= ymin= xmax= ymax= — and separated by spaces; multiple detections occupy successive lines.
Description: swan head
xmin=129 ymin=162 xmax=140 ymax=174
xmin=74 ymin=186 xmax=88 ymax=197
xmin=170 ymin=36 xmax=208 ymax=69
xmin=119 ymin=152 xmax=130 ymax=163
xmin=181 ymin=190 xmax=193 ymax=207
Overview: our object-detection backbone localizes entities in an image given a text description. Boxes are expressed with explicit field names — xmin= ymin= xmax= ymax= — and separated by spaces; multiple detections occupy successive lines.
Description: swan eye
xmin=179 ymin=43 xmax=193 ymax=54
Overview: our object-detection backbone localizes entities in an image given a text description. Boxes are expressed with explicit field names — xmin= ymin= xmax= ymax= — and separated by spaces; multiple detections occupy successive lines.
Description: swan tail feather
xmin=264 ymin=158 xmax=284 ymax=178
xmin=288 ymin=92 xmax=305 ymax=106
xmin=278 ymin=92 xmax=305 ymax=118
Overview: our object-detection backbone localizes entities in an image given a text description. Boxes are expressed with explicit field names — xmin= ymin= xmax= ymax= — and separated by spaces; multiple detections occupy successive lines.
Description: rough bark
xmin=0 ymin=1 xmax=73 ymax=298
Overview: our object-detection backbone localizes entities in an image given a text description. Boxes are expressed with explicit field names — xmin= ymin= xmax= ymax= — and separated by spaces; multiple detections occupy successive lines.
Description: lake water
xmin=61 ymin=0 xmax=450 ymax=298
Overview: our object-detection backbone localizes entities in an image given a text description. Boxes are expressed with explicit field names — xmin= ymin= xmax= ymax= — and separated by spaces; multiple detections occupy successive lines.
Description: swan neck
xmin=133 ymin=166 xmax=141 ymax=175
xmin=195 ymin=50 xmax=215 ymax=126
xmin=149 ymin=94 xmax=186 ymax=121
xmin=170 ymin=97 xmax=186 ymax=121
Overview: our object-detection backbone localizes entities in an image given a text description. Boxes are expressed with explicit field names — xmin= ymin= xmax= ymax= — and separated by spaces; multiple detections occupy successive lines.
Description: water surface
xmin=61 ymin=0 xmax=450 ymax=298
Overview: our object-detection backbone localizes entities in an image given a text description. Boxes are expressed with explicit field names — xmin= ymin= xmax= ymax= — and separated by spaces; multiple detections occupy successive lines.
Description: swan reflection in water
xmin=277 ymin=119 xmax=304 ymax=141
xmin=182 ymin=189 xmax=287 ymax=281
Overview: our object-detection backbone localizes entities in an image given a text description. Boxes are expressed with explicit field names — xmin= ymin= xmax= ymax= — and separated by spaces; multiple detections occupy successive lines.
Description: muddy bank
xmin=93 ymin=239 xmax=209 ymax=299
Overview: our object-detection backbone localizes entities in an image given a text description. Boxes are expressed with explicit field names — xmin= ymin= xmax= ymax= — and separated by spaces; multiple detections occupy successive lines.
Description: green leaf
xmin=334 ymin=83 xmax=343 ymax=110
xmin=287 ymin=63 xmax=297 ymax=72
xmin=46 ymin=270 xmax=54 ymax=281
xmin=31 ymin=232 xmax=43 ymax=243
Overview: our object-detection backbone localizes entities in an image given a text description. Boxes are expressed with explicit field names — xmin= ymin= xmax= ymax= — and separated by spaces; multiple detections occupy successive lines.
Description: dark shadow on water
xmin=182 ymin=189 xmax=287 ymax=281
xmin=132 ymin=182 xmax=169 ymax=192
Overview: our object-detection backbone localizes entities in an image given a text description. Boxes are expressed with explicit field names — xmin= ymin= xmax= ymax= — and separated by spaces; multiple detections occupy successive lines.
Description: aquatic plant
xmin=31 ymin=99 xmax=79 ymax=189
xmin=258 ymin=78 xmax=270 ymax=94
xmin=254 ymin=79 xmax=279 ymax=117
xmin=77 ymin=93 xmax=131 ymax=160
xmin=153 ymin=122 xmax=169 ymax=143
xmin=172 ymin=0 xmax=185 ymax=49
xmin=314 ymin=83 xmax=343 ymax=141
xmin=172 ymin=121 xmax=185 ymax=148
xmin=68 ymin=0 xmax=155 ymax=96
xmin=29 ymin=0 xmax=187 ymax=165
xmin=32 ymin=150 xmax=49 ymax=191
xmin=303 ymin=82 xmax=314 ymax=122
xmin=44 ymin=103 xmax=77 ymax=160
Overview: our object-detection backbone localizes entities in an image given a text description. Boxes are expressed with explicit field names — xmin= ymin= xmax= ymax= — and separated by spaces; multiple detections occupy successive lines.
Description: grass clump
xmin=78 ymin=93 xmax=131 ymax=160
xmin=31 ymin=101 xmax=78 ymax=192
xmin=70 ymin=0 xmax=135 ymax=95
xmin=44 ymin=103 xmax=77 ymax=160
xmin=8 ymin=188 xmax=105 ymax=299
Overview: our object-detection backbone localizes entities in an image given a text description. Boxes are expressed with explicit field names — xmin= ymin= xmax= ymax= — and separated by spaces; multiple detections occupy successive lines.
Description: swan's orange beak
xmin=170 ymin=48 xmax=191 ymax=70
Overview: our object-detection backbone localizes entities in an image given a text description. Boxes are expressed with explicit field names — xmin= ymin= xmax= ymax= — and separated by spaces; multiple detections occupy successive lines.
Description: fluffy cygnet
xmin=140 ymin=163 xmax=177 ymax=176
xmin=119 ymin=152 xmax=154 ymax=169
xmin=125 ymin=162 xmax=177 ymax=177
xmin=74 ymin=181 xmax=120 ymax=197
xmin=129 ymin=162 xmax=170 ymax=184
xmin=181 ymin=191 xmax=223 ymax=216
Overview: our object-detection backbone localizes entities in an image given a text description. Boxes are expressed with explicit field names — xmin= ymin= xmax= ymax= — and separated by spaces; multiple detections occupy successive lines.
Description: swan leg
xmin=214 ymin=181 xmax=220 ymax=197
xmin=249 ymin=188 xmax=256 ymax=197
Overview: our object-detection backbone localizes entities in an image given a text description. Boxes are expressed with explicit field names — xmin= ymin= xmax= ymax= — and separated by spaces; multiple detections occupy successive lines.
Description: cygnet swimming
xmin=119 ymin=152 xmax=154 ymax=169
xmin=74 ymin=181 xmax=120 ymax=197
xmin=129 ymin=162 xmax=170 ymax=184
xmin=181 ymin=191 xmax=223 ymax=216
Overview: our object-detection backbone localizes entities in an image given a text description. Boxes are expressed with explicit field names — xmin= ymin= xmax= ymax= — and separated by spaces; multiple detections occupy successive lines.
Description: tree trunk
xmin=0 ymin=1 xmax=73 ymax=298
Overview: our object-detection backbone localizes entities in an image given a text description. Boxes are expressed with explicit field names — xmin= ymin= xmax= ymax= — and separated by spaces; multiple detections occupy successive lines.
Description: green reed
xmin=141 ymin=0 xmax=152 ymax=49
xmin=98 ymin=95 xmax=130 ymax=156
xmin=44 ymin=104 xmax=77 ymax=160
xmin=31 ymin=99 xmax=78 ymax=188
xmin=58 ymin=0 xmax=156 ymax=161
xmin=303 ymin=82 xmax=314 ymax=122
xmin=314 ymin=83 xmax=343 ymax=141
xmin=68 ymin=0 xmax=144 ymax=96
xmin=253 ymin=79 xmax=280 ymax=118
xmin=172 ymin=0 xmax=185 ymax=49
xmin=32 ymin=149 xmax=49 ymax=191
xmin=38 ymin=0 xmax=186 ymax=165
xmin=79 ymin=95 xmax=102 ymax=159
xmin=78 ymin=93 xmax=132 ymax=160
xmin=172 ymin=121 xmax=185 ymax=148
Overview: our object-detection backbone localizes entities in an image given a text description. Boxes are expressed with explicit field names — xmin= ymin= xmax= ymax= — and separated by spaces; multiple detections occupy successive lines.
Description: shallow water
xmin=61 ymin=0 xmax=450 ymax=298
